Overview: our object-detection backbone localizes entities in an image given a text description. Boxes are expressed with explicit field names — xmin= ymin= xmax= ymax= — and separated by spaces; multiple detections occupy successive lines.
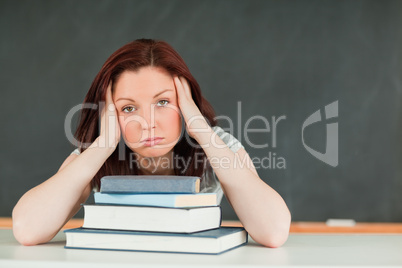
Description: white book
xmin=82 ymin=204 xmax=222 ymax=233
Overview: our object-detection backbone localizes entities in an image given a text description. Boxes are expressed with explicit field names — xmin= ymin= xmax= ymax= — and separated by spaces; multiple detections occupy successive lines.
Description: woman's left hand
xmin=174 ymin=76 xmax=211 ymax=141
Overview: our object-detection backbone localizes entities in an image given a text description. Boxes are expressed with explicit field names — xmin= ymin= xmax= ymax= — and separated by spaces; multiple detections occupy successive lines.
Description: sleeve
xmin=71 ymin=148 xmax=81 ymax=155
xmin=211 ymin=126 xmax=245 ymax=153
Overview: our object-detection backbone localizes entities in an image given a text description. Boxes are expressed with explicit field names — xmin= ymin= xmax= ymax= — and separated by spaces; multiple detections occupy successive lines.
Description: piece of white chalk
xmin=325 ymin=219 xmax=356 ymax=227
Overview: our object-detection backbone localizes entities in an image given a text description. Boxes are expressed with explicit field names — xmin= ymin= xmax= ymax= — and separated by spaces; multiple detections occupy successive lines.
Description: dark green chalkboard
xmin=1 ymin=0 xmax=401 ymax=222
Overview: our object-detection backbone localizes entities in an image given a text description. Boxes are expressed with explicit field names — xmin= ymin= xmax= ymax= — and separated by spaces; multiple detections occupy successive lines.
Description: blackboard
xmin=1 ymin=0 xmax=401 ymax=222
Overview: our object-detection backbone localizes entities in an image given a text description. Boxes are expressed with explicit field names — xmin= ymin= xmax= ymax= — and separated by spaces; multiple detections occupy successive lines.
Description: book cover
xmin=94 ymin=192 xmax=217 ymax=208
xmin=65 ymin=227 xmax=248 ymax=254
xmin=100 ymin=175 xmax=201 ymax=194
xmin=82 ymin=204 xmax=222 ymax=233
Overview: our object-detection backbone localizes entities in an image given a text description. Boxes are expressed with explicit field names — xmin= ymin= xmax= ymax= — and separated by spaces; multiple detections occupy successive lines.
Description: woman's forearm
xmin=12 ymin=138 xmax=114 ymax=245
xmin=195 ymin=127 xmax=291 ymax=248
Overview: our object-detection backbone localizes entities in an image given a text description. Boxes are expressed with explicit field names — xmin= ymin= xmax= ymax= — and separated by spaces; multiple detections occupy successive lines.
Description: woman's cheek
xmin=120 ymin=118 xmax=143 ymax=144
xmin=159 ymin=108 xmax=182 ymax=139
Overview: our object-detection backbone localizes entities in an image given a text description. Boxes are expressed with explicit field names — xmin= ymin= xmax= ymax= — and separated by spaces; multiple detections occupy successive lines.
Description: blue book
xmin=100 ymin=175 xmax=201 ymax=194
xmin=64 ymin=227 xmax=248 ymax=254
xmin=94 ymin=192 xmax=217 ymax=208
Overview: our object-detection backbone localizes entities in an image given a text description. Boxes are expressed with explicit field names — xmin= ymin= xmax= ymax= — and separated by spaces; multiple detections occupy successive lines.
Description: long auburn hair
xmin=74 ymin=39 xmax=217 ymax=189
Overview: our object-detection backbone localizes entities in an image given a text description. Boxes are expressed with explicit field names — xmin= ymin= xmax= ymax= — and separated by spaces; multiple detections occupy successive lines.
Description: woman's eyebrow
xmin=115 ymin=89 xmax=174 ymax=102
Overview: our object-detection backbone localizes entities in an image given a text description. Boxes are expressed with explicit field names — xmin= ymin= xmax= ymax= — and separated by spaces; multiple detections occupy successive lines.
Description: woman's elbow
xmin=253 ymin=214 xmax=291 ymax=248
xmin=12 ymin=209 xmax=46 ymax=246
xmin=13 ymin=222 xmax=35 ymax=246
xmin=13 ymin=223 xmax=54 ymax=246
xmin=256 ymin=229 xmax=289 ymax=248
xmin=13 ymin=219 xmax=36 ymax=246
xmin=13 ymin=232 xmax=39 ymax=246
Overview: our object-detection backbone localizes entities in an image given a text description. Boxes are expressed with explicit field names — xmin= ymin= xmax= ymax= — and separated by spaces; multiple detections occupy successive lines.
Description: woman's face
xmin=113 ymin=66 xmax=182 ymax=158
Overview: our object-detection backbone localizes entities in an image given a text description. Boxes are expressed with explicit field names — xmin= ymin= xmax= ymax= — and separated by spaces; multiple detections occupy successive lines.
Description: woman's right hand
xmin=97 ymin=82 xmax=121 ymax=151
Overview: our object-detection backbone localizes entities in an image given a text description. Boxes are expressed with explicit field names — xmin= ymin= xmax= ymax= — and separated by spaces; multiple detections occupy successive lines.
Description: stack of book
xmin=64 ymin=175 xmax=248 ymax=254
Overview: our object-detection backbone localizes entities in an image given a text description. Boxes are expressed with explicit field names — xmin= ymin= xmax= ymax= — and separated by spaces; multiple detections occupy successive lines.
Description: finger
xmin=174 ymin=76 xmax=183 ymax=92
xmin=174 ymin=76 xmax=185 ymax=101
xmin=105 ymin=82 xmax=114 ymax=107
xmin=100 ymin=83 xmax=111 ymax=125
xmin=179 ymin=76 xmax=192 ymax=99
xmin=99 ymin=102 xmax=106 ymax=138
xmin=101 ymin=83 xmax=115 ymax=134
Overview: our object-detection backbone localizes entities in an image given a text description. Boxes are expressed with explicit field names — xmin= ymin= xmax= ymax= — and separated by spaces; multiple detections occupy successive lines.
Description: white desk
xmin=0 ymin=229 xmax=401 ymax=267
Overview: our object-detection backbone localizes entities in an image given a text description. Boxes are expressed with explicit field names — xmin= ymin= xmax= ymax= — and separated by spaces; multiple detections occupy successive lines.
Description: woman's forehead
xmin=114 ymin=67 xmax=175 ymax=96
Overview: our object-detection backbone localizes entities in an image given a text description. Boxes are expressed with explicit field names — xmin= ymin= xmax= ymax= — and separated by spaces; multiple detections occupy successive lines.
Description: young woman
xmin=12 ymin=39 xmax=291 ymax=247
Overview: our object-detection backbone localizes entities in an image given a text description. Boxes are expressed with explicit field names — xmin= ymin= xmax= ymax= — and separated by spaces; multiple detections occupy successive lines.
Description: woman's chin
xmin=130 ymin=146 xmax=173 ymax=159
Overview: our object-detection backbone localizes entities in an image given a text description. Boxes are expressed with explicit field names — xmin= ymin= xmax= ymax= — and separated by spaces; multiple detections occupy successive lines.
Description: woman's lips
xmin=142 ymin=137 xmax=164 ymax=147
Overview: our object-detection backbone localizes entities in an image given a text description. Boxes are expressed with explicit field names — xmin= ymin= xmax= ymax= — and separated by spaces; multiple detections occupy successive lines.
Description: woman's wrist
xmin=89 ymin=136 xmax=118 ymax=156
xmin=193 ymin=125 xmax=214 ymax=148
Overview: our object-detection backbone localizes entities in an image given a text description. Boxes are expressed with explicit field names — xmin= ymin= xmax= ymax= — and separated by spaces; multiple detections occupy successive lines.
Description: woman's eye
xmin=122 ymin=106 xmax=136 ymax=113
xmin=122 ymin=101 xmax=168 ymax=113
xmin=157 ymin=100 xmax=169 ymax=106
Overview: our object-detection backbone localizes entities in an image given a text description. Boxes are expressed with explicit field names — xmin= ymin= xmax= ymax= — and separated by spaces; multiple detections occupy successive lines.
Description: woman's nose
xmin=140 ymin=105 xmax=157 ymax=130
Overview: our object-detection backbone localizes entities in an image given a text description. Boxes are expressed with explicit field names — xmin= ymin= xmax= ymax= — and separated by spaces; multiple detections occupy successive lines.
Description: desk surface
xmin=0 ymin=229 xmax=401 ymax=267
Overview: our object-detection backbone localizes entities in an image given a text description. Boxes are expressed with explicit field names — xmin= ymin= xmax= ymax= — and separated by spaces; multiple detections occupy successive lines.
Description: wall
xmin=1 ymin=0 xmax=402 ymax=221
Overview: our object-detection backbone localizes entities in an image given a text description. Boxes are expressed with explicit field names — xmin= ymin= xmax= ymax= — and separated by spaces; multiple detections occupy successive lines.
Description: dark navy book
xmin=65 ymin=227 xmax=248 ymax=255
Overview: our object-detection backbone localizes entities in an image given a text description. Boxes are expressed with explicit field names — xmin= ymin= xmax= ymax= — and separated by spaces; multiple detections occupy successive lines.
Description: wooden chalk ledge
xmin=1 ymin=218 xmax=402 ymax=233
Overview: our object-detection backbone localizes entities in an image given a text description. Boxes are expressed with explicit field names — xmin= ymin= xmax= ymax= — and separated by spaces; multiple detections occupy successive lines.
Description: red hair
xmin=74 ymin=39 xmax=217 ymax=189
